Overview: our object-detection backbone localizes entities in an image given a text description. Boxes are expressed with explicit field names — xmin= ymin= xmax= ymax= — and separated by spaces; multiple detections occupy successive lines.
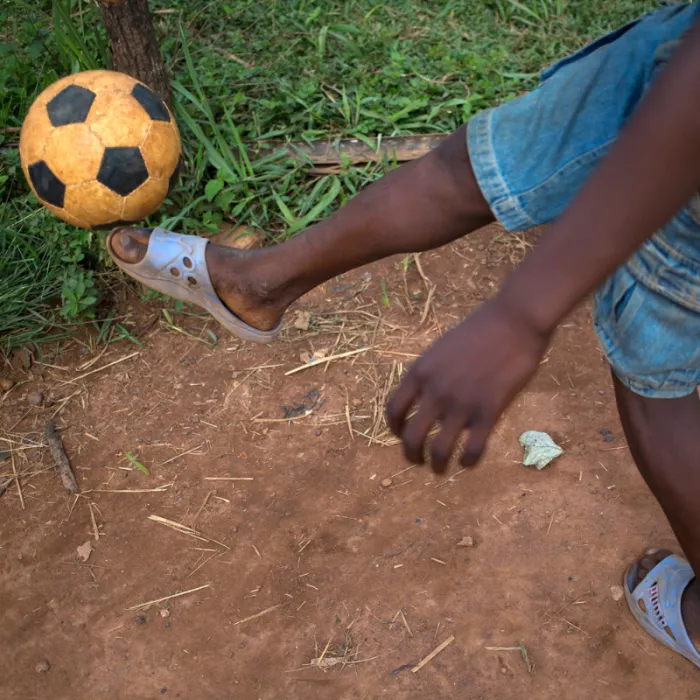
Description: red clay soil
xmin=1 ymin=226 xmax=697 ymax=699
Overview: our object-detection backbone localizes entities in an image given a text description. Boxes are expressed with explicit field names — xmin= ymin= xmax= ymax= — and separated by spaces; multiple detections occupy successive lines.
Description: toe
xmin=633 ymin=548 xmax=674 ymax=591
xmin=640 ymin=556 xmax=658 ymax=573
xmin=109 ymin=227 xmax=152 ymax=264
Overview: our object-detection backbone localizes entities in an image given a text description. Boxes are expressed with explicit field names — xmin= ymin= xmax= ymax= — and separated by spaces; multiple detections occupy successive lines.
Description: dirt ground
xmin=1 ymin=225 xmax=697 ymax=700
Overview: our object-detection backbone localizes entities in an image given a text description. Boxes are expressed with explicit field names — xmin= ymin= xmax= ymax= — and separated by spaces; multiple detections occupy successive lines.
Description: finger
xmin=386 ymin=372 xmax=420 ymax=437
xmin=401 ymin=400 xmax=440 ymax=465
xmin=460 ymin=419 xmax=494 ymax=468
xmin=429 ymin=414 xmax=465 ymax=475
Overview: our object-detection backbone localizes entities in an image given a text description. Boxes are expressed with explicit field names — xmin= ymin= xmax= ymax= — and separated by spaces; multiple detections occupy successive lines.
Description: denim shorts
xmin=467 ymin=2 xmax=700 ymax=398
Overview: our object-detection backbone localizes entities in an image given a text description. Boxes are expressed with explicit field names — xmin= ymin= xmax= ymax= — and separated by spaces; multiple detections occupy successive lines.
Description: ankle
xmin=207 ymin=244 xmax=292 ymax=313
xmin=686 ymin=578 xmax=700 ymax=605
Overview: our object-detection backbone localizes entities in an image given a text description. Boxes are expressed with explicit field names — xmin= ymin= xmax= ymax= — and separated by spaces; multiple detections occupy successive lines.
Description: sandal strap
xmin=625 ymin=554 xmax=700 ymax=669
xmin=106 ymin=228 xmax=280 ymax=344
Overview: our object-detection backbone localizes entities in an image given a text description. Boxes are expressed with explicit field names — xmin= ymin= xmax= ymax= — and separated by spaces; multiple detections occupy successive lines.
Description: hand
xmin=386 ymin=297 xmax=551 ymax=473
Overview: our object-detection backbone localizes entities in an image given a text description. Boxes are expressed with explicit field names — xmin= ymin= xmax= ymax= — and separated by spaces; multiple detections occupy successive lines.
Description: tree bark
xmin=98 ymin=0 xmax=171 ymax=107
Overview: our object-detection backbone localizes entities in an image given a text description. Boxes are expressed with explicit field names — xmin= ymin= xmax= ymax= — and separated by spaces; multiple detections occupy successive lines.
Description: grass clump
xmin=0 ymin=0 xmax=655 ymax=354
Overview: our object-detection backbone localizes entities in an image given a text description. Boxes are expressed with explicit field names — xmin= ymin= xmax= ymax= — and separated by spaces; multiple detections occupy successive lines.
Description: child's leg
xmin=614 ymin=374 xmax=700 ymax=649
xmin=110 ymin=5 xmax=700 ymax=333
xmin=110 ymin=126 xmax=494 ymax=331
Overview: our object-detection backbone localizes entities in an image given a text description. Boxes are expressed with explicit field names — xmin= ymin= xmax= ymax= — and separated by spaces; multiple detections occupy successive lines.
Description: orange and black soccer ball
xmin=20 ymin=70 xmax=181 ymax=229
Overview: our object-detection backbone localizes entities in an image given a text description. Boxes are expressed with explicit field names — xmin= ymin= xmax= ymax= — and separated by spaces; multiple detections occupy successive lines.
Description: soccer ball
xmin=20 ymin=70 xmax=181 ymax=229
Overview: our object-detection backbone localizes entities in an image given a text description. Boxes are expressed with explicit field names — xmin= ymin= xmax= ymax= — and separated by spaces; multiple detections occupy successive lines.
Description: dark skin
xmin=111 ymin=16 xmax=700 ymax=651
xmin=612 ymin=377 xmax=700 ymax=651
xmin=387 ymin=20 xmax=700 ymax=472
xmin=112 ymin=124 xmax=493 ymax=334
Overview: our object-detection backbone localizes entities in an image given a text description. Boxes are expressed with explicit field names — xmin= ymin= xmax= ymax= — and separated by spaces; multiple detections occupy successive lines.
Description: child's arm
xmin=387 ymin=18 xmax=700 ymax=473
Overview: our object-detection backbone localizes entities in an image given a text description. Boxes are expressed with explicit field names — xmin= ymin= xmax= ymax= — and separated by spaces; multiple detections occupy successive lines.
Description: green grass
xmin=0 ymin=0 xmax=656 ymax=355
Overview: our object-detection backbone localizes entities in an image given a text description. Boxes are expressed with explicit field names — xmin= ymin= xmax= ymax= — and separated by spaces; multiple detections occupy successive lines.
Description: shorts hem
xmin=595 ymin=314 xmax=698 ymax=400
xmin=611 ymin=369 xmax=698 ymax=400
xmin=467 ymin=110 xmax=537 ymax=232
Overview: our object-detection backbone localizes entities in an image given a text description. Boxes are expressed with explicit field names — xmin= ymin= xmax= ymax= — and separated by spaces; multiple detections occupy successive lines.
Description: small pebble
xmin=604 ymin=436 xmax=615 ymax=443
xmin=35 ymin=660 xmax=50 ymax=674
xmin=600 ymin=429 xmax=612 ymax=436
xmin=500 ymin=667 xmax=507 ymax=675
xmin=0 ymin=378 xmax=14 ymax=391
xmin=457 ymin=536 xmax=474 ymax=547
xmin=610 ymin=585 xmax=625 ymax=602
xmin=26 ymin=390 xmax=44 ymax=406
xmin=160 ymin=608 xmax=170 ymax=618
xmin=381 ymin=478 xmax=393 ymax=488
xmin=135 ymin=615 xmax=147 ymax=625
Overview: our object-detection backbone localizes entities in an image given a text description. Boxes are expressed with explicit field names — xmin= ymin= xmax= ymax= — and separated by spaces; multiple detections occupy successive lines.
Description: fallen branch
xmin=256 ymin=133 xmax=447 ymax=165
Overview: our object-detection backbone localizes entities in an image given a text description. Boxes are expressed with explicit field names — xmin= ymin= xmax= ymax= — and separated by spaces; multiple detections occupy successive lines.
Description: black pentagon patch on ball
xmin=97 ymin=147 xmax=149 ymax=196
xmin=131 ymin=83 xmax=171 ymax=122
xmin=28 ymin=161 xmax=65 ymax=207
xmin=168 ymin=155 xmax=183 ymax=193
xmin=46 ymin=84 xmax=96 ymax=127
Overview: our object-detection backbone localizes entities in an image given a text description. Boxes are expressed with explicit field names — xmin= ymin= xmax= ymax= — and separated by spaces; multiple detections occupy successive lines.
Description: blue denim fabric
xmin=467 ymin=2 xmax=700 ymax=398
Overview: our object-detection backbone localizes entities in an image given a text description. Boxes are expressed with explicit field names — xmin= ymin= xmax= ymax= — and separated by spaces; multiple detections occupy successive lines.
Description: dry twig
xmin=148 ymin=514 xmax=229 ymax=549
xmin=10 ymin=450 xmax=24 ymax=510
xmin=285 ymin=347 xmax=373 ymax=376
xmin=127 ymin=583 xmax=211 ymax=611
xmin=60 ymin=352 xmax=140 ymax=385
xmin=44 ymin=421 xmax=79 ymax=494
xmin=411 ymin=636 xmax=455 ymax=673
xmin=233 ymin=604 xmax=281 ymax=626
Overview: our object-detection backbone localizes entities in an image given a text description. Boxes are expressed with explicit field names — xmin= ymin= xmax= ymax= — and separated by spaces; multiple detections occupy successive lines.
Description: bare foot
xmin=631 ymin=548 xmax=700 ymax=652
xmin=109 ymin=227 xmax=285 ymax=331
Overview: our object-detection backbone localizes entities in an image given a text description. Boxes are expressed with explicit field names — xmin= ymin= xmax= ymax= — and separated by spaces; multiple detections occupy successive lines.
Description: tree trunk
xmin=99 ymin=0 xmax=171 ymax=107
